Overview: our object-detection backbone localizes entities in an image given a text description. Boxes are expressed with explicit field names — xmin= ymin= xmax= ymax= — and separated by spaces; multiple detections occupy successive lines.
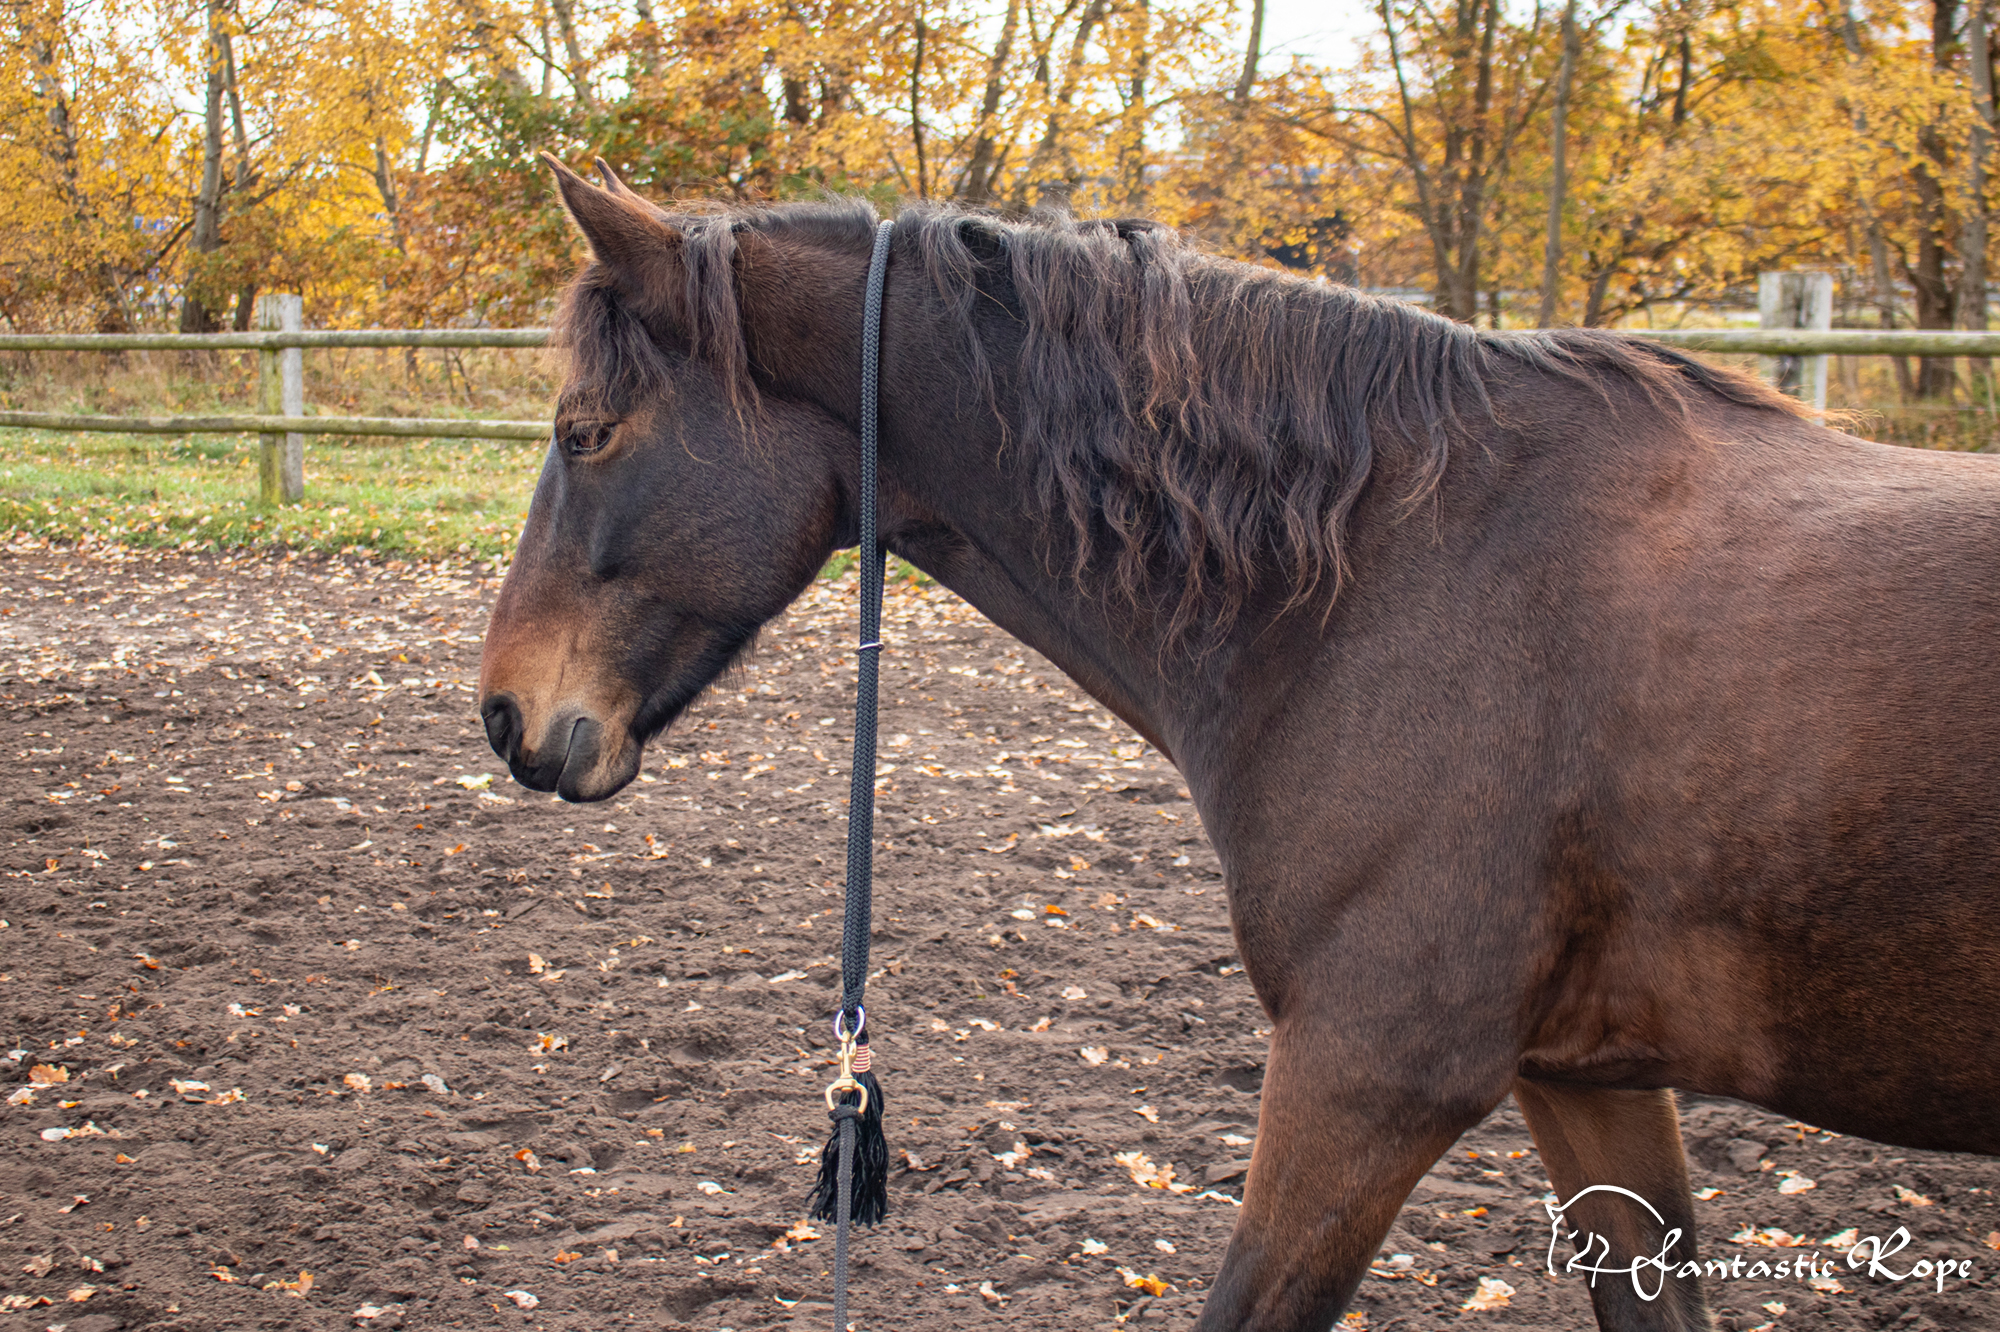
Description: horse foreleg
xmin=1192 ymin=1018 xmax=1504 ymax=1332
xmin=1513 ymin=1080 xmax=1710 ymax=1331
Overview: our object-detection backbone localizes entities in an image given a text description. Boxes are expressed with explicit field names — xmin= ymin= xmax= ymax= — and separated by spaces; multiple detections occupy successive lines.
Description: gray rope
xmin=832 ymin=1110 xmax=856 ymax=1328
xmin=831 ymin=214 xmax=895 ymax=1332
xmin=839 ymin=216 xmax=895 ymax=1025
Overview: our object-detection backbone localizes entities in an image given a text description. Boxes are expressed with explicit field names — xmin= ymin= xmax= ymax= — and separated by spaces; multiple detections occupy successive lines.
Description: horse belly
xmin=1599 ymin=454 xmax=2000 ymax=1153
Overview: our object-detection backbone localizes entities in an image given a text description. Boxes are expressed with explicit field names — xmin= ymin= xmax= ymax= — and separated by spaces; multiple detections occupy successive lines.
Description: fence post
xmin=1758 ymin=271 xmax=1834 ymax=411
xmin=255 ymin=294 xmax=304 ymax=503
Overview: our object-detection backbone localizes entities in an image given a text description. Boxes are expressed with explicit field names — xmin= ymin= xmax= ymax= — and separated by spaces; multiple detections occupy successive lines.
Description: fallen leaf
xmin=28 ymin=1064 xmax=69 ymax=1088
xmin=263 ymin=1270 xmax=313 ymax=1298
xmin=1693 ymin=1187 xmax=1723 ymax=1200
xmin=1115 ymin=1267 xmax=1171 ymax=1297
xmin=1730 ymin=1228 xmax=1808 ymax=1248
xmin=504 ymin=1290 xmax=540 ymax=1309
xmin=68 ymin=1284 xmax=96 ymax=1301
xmin=978 ymin=1280 xmax=1008 ymax=1306
xmin=514 ymin=1148 xmax=541 ymax=1173
xmin=1462 ymin=1277 xmax=1514 ymax=1311
xmin=552 ymin=1251 xmax=581 ymax=1265
xmin=23 ymin=1255 xmax=54 ymax=1277
xmin=1154 ymin=1239 xmax=1176 ymax=1254
xmin=1134 ymin=1104 xmax=1159 ymax=1123
xmin=1080 ymin=1239 xmax=1108 ymax=1256
xmin=1113 ymin=1150 xmax=1193 ymax=1193
xmin=1894 ymin=1185 xmax=1933 ymax=1206
xmin=1777 ymin=1175 xmax=1816 ymax=1195
xmin=1080 ymin=1046 xmax=1109 ymax=1066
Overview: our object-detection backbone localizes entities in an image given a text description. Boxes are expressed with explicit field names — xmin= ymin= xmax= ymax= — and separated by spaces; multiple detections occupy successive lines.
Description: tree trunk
xmin=631 ymin=0 xmax=658 ymax=80
xmin=27 ymin=20 xmax=129 ymax=330
xmin=374 ymin=137 xmax=406 ymax=255
xmin=1905 ymin=0 xmax=1962 ymax=397
xmin=1537 ymin=0 xmax=1579 ymax=327
xmin=1233 ymin=0 xmax=1265 ymax=104
xmin=1120 ymin=0 xmax=1152 ymax=209
xmin=910 ymin=6 xmax=929 ymax=198
xmin=221 ymin=29 xmax=257 ymax=332
xmin=550 ymin=0 xmax=594 ymax=108
xmin=1963 ymin=0 xmax=1993 ymax=332
xmin=1019 ymin=0 xmax=1109 ymax=205
xmin=959 ymin=0 xmax=1022 ymax=201
xmin=179 ymin=0 xmax=227 ymax=334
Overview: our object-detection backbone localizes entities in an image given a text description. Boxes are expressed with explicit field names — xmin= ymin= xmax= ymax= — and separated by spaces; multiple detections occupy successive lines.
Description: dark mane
xmin=556 ymin=198 xmax=1800 ymax=634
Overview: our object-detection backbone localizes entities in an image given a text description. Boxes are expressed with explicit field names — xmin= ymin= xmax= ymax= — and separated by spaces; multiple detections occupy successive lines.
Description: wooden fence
xmin=2 ymin=323 xmax=1996 ymax=503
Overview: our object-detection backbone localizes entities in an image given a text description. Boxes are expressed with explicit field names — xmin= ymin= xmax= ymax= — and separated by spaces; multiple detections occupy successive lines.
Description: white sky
xmin=1258 ymin=0 xmax=1376 ymax=69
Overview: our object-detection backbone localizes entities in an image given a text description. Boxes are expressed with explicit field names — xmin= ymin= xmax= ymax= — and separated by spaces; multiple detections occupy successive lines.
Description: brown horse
xmin=478 ymin=160 xmax=2000 ymax=1331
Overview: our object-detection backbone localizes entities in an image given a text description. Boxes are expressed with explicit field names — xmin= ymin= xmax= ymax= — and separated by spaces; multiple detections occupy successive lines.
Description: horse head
xmin=477 ymin=159 xmax=871 ymax=801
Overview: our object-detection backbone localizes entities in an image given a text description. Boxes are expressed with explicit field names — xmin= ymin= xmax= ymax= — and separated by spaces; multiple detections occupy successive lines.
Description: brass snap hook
xmin=822 ymin=1029 xmax=870 ymax=1114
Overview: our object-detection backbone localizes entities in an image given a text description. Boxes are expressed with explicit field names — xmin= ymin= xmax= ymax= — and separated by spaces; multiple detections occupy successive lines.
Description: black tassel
xmin=808 ymin=1064 xmax=889 ymax=1225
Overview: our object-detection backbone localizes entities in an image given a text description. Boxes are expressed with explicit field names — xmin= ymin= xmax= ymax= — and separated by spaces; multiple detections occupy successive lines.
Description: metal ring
xmin=831 ymin=1006 xmax=867 ymax=1042
xmin=824 ymin=1081 xmax=871 ymax=1114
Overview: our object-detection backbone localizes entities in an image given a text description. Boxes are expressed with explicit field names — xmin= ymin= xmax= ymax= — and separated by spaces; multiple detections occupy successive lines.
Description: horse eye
xmin=562 ymin=424 xmax=613 ymax=458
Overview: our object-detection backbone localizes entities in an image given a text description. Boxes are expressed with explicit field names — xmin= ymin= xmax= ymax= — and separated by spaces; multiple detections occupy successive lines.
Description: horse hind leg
xmin=1513 ymin=1080 xmax=1713 ymax=1332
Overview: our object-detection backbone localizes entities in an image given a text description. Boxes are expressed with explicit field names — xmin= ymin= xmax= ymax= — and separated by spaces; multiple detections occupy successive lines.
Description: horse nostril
xmin=481 ymin=695 xmax=522 ymax=761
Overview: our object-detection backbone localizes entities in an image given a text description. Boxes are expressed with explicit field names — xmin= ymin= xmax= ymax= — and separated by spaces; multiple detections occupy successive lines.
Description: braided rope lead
xmin=841 ymin=217 xmax=895 ymax=1024
xmin=832 ymin=215 xmax=896 ymax=1332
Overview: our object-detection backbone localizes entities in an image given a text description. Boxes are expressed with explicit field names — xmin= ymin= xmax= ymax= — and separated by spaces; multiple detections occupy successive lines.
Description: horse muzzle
xmin=480 ymin=693 xmax=639 ymax=801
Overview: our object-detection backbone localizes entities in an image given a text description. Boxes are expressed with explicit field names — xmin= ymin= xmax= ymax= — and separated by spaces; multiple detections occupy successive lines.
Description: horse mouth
xmin=552 ymin=715 xmax=601 ymax=800
xmin=481 ymin=696 xmax=638 ymax=802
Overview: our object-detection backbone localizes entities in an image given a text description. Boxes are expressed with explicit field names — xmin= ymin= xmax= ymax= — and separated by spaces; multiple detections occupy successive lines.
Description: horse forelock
xmin=555 ymin=195 xmax=1799 ymax=637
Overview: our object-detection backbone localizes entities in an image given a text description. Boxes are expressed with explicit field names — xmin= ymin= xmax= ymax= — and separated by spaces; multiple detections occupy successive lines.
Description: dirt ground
xmin=0 ymin=545 xmax=1994 ymax=1332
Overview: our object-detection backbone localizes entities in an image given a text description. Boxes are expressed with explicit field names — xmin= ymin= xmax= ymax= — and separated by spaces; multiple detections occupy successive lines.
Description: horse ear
xmin=593 ymin=157 xmax=639 ymax=199
xmin=544 ymin=152 xmax=680 ymax=278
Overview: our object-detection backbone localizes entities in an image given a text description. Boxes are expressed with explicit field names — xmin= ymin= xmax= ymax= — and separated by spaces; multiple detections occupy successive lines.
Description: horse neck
xmin=869 ymin=386 xmax=1264 ymax=774
xmin=759 ymin=246 xmax=1286 ymax=773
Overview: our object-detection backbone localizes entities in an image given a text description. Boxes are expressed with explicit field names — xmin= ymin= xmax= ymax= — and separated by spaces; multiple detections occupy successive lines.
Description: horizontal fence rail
xmin=0 ymin=410 xmax=547 ymax=440
xmin=2 ymin=323 xmax=1996 ymax=503
xmin=3 ymin=328 xmax=1997 ymax=355
xmin=0 ymin=329 xmax=550 ymax=352
xmin=1634 ymin=329 xmax=2000 ymax=356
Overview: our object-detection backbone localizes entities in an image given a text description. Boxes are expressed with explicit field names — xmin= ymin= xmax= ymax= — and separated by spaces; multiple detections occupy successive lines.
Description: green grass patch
xmin=0 ymin=427 xmax=940 ymax=582
xmin=0 ymin=428 xmax=545 ymax=561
